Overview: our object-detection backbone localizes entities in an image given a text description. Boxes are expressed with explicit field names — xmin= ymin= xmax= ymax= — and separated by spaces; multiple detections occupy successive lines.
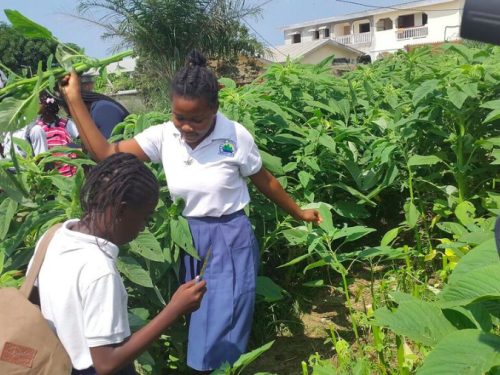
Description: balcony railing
xmin=396 ymin=26 xmax=429 ymax=40
xmin=332 ymin=32 xmax=372 ymax=45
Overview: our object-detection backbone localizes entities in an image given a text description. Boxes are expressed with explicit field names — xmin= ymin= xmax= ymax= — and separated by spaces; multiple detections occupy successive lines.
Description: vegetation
xmin=72 ymin=0 xmax=265 ymax=110
xmin=2 ymin=9 xmax=500 ymax=375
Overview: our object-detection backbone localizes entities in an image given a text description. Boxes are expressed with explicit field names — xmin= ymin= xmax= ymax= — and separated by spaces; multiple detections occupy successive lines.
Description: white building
xmin=269 ymin=0 xmax=464 ymax=63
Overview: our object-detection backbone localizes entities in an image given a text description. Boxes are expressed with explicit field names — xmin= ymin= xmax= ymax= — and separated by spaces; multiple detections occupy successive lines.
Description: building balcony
xmin=332 ymin=32 xmax=372 ymax=45
xmin=396 ymin=26 xmax=429 ymax=40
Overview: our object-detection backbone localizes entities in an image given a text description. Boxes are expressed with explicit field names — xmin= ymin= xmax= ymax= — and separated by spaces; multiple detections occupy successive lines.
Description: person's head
xmin=80 ymin=153 xmax=159 ymax=246
xmin=170 ymin=50 xmax=219 ymax=144
xmin=81 ymin=73 xmax=95 ymax=92
xmin=39 ymin=91 xmax=60 ymax=117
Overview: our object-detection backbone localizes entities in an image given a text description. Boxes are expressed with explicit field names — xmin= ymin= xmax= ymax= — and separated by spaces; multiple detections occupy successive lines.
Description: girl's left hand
xmin=299 ymin=209 xmax=323 ymax=226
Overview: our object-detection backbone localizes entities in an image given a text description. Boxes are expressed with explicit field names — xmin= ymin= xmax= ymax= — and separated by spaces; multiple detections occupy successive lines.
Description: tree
xmin=0 ymin=22 xmax=82 ymax=77
xmin=0 ymin=22 xmax=57 ymax=76
xmin=72 ymin=0 xmax=266 ymax=109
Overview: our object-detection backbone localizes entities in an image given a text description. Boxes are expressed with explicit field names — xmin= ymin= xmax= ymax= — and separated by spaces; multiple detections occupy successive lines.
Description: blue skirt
xmin=182 ymin=210 xmax=260 ymax=371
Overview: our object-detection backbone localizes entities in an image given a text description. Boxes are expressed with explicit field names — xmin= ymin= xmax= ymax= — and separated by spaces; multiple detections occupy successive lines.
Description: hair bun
xmin=188 ymin=50 xmax=207 ymax=68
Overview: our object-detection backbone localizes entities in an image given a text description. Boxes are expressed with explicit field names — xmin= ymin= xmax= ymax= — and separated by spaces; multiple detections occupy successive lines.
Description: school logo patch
xmin=218 ymin=139 xmax=237 ymax=157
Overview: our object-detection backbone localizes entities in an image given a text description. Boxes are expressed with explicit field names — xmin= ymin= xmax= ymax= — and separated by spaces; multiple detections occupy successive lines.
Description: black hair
xmin=170 ymin=50 xmax=219 ymax=107
xmin=80 ymin=153 xmax=159 ymax=239
xmin=39 ymin=90 xmax=60 ymax=116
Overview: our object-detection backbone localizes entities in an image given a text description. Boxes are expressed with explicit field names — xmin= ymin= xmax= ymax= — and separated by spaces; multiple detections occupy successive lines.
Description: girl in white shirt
xmin=61 ymin=50 xmax=322 ymax=373
xmin=31 ymin=153 xmax=206 ymax=374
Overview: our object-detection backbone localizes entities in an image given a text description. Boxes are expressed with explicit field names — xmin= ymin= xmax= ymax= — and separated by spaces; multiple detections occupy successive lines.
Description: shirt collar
xmin=62 ymin=219 xmax=120 ymax=260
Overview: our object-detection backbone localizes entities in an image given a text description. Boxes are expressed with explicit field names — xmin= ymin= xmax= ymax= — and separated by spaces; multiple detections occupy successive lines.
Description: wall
xmin=301 ymin=44 xmax=360 ymax=64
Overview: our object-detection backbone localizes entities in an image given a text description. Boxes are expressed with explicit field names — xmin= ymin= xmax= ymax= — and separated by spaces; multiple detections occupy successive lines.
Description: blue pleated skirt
xmin=182 ymin=210 xmax=260 ymax=371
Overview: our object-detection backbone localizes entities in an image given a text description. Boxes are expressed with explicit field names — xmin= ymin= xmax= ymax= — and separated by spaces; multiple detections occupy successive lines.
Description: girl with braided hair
xmin=61 ymin=50 xmax=322 ymax=373
xmin=29 ymin=153 xmax=206 ymax=375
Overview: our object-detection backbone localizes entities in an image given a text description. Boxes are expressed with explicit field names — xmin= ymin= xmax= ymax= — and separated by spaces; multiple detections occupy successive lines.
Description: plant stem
xmin=340 ymin=271 xmax=364 ymax=358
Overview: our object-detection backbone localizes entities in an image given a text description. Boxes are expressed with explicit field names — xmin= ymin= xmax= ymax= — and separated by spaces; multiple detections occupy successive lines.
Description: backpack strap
xmin=20 ymin=223 xmax=63 ymax=299
xmin=24 ymin=122 xmax=36 ymax=147
xmin=57 ymin=117 xmax=68 ymax=128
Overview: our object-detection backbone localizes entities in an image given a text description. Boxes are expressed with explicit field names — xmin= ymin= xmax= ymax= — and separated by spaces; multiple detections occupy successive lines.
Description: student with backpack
xmin=27 ymin=153 xmax=206 ymax=375
xmin=38 ymin=91 xmax=80 ymax=177
xmin=1 ymin=123 xmax=48 ymax=159
xmin=61 ymin=50 xmax=322 ymax=373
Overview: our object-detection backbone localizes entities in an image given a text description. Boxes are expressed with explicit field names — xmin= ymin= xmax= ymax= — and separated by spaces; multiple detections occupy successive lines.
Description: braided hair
xmin=171 ymin=50 xmax=219 ymax=107
xmin=39 ymin=91 xmax=60 ymax=116
xmin=80 ymin=153 xmax=159 ymax=239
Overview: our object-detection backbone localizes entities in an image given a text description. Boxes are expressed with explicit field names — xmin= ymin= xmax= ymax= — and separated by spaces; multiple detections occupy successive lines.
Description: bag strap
xmin=20 ymin=224 xmax=63 ymax=299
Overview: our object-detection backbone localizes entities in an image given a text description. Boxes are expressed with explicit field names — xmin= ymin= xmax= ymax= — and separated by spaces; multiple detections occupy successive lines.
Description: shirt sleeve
xmin=91 ymin=101 xmax=126 ymax=140
xmin=66 ymin=120 xmax=80 ymax=139
xmin=82 ymin=274 xmax=130 ymax=347
xmin=30 ymin=125 xmax=48 ymax=156
xmin=238 ymin=128 xmax=263 ymax=177
xmin=134 ymin=124 xmax=165 ymax=163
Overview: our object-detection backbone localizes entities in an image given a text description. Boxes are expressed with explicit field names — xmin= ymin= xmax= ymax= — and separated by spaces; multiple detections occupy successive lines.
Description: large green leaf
xmin=170 ymin=216 xmax=199 ymax=260
xmin=447 ymin=86 xmax=468 ymax=109
xmin=129 ymin=229 xmax=164 ymax=262
xmin=282 ymin=227 xmax=309 ymax=246
xmin=417 ymin=330 xmax=500 ymax=375
xmin=455 ymin=201 xmax=476 ymax=226
xmin=0 ymin=198 xmax=18 ymax=240
xmin=259 ymin=150 xmax=284 ymax=176
xmin=256 ymin=276 xmax=283 ymax=302
xmin=232 ymin=341 xmax=275 ymax=370
xmin=405 ymin=202 xmax=420 ymax=229
xmin=449 ymin=239 xmax=497 ymax=283
xmin=333 ymin=226 xmax=376 ymax=243
xmin=317 ymin=203 xmax=334 ymax=234
xmin=439 ymin=264 xmax=500 ymax=308
xmin=412 ymin=80 xmax=438 ymax=106
xmin=373 ymin=299 xmax=456 ymax=346
xmin=116 ymin=256 xmax=153 ymax=288
xmin=4 ymin=10 xmax=53 ymax=39
xmin=332 ymin=201 xmax=370 ymax=219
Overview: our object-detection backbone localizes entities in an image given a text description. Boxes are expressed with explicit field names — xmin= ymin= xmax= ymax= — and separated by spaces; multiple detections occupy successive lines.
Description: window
xmin=292 ymin=34 xmax=301 ymax=44
xmin=398 ymin=14 xmax=415 ymax=28
xmin=423 ymin=13 xmax=428 ymax=25
xmin=359 ymin=23 xmax=371 ymax=33
xmin=324 ymin=28 xmax=330 ymax=38
xmin=313 ymin=30 xmax=320 ymax=40
xmin=376 ymin=18 xmax=394 ymax=31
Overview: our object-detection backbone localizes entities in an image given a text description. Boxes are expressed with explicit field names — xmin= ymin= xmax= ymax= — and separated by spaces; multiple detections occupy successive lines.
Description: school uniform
xmin=28 ymin=220 xmax=136 ymax=375
xmin=135 ymin=111 xmax=262 ymax=371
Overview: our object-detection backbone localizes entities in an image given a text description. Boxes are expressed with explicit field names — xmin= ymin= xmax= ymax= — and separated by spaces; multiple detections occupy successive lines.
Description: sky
xmin=0 ymin=0 xmax=408 ymax=59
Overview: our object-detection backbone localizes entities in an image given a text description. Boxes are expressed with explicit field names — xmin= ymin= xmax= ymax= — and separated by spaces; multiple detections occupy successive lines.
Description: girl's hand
xmin=169 ymin=279 xmax=207 ymax=317
xmin=59 ymin=71 xmax=82 ymax=103
xmin=299 ymin=209 xmax=323 ymax=226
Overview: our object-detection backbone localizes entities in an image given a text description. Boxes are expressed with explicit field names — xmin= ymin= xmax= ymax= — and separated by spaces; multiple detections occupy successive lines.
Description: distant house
xmin=269 ymin=0 xmax=464 ymax=63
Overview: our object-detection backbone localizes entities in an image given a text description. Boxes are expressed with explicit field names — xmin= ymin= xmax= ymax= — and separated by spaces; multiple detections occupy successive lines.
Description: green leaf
xmin=483 ymin=109 xmax=500 ymax=124
xmin=218 ymin=77 xmax=237 ymax=90
xmin=277 ymin=253 xmax=312 ymax=268
xmin=232 ymin=341 xmax=274 ymax=370
xmin=306 ymin=100 xmax=338 ymax=114
xmin=408 ymin=155 xmax=442 ymax=167
xmin=412 ymin=80 xmax=438 ymax=106
xmin=373 ymin=300 xmax=456 ymax=346
xmin=357 ymin=246 xmax=405 ymax=260
xmin=416 ymin=330 xmax=500 ymax=375
xmin=170 ymin=217 xmax=199 ymax=260
xmin=298 ymin=171 xmax=312 ymax=189
xmin=303 ymin=279 xmax=325 ymax=287
xmin=0 ymin=93 xmax=40 ymax=134
xmin=4 ymin=10 xmax=53 ymax=39
xmin=439 ymin=264 xmax=500 ymax=308
xmin=332 ymin=201 xmax=370 ymax=219
xmin=449 ymin=239 xmax=497 ymax=283
xmin=116 ymin=256 xmax=153 ymax=288
xmin=282 ymin=227 xmax=309 ymax=246
xmin=260 ymin=150 xmax=284 ymax=175
xmin=405 ymin=202 xmax=420 ymax=229
xmin=381 ymin=227 xmax=400 ymax=246
xmin=128 ymin=312 xmax=146 ymax=332
xmin=317 ymin=203 xmax=334 ymax=234
xmin=129 ymin=229 xmax=164 ymax=262
xmin=256 ymin=276 xmax=283 ymax=302
xmin=458 ymin=231 xmax=494 ymax=245
xmin=0 ymin=198 xmax=17 ymax=240
xmin=455 ymin=201 xmax=476 ymax=226
xmin=437 ymin=222 xmax=468 ymax=237
xmin=332 ymin=183 xmax=377 ymax=207
xmin=333 ymin=226 xmax=376 ymax=243
xmin=319 ymin=135 xmax=336 ymax=151
xmin=447 ymin=86 xmax=469 ymax=109
xmin=12 ymin=137 xmax=33 ymax=158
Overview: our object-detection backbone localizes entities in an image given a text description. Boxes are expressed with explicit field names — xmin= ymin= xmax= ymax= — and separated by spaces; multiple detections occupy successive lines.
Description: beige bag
xmin=0 ymin=224 xmax=72 ymax=374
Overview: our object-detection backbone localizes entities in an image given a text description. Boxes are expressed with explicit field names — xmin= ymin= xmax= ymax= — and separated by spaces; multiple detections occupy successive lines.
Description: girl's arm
xmin=250 ymin=167 xmax=322 ymax=225
xmin=60 ymin=72 xmax=149 ymax=162
xmin=90 ymin=279 xmax=206 ymax=375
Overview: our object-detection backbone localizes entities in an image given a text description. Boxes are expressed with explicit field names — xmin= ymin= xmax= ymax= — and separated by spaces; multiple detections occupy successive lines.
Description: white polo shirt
xmin=28 ymin=220 xmax=130 ymax=370
xmin=135 ymin=112 xmax=263 ymax=217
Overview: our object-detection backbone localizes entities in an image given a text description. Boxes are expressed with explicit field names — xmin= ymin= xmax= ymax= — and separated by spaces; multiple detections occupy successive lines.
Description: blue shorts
xmin=182 ymin=210 xmax=260 ymax=371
